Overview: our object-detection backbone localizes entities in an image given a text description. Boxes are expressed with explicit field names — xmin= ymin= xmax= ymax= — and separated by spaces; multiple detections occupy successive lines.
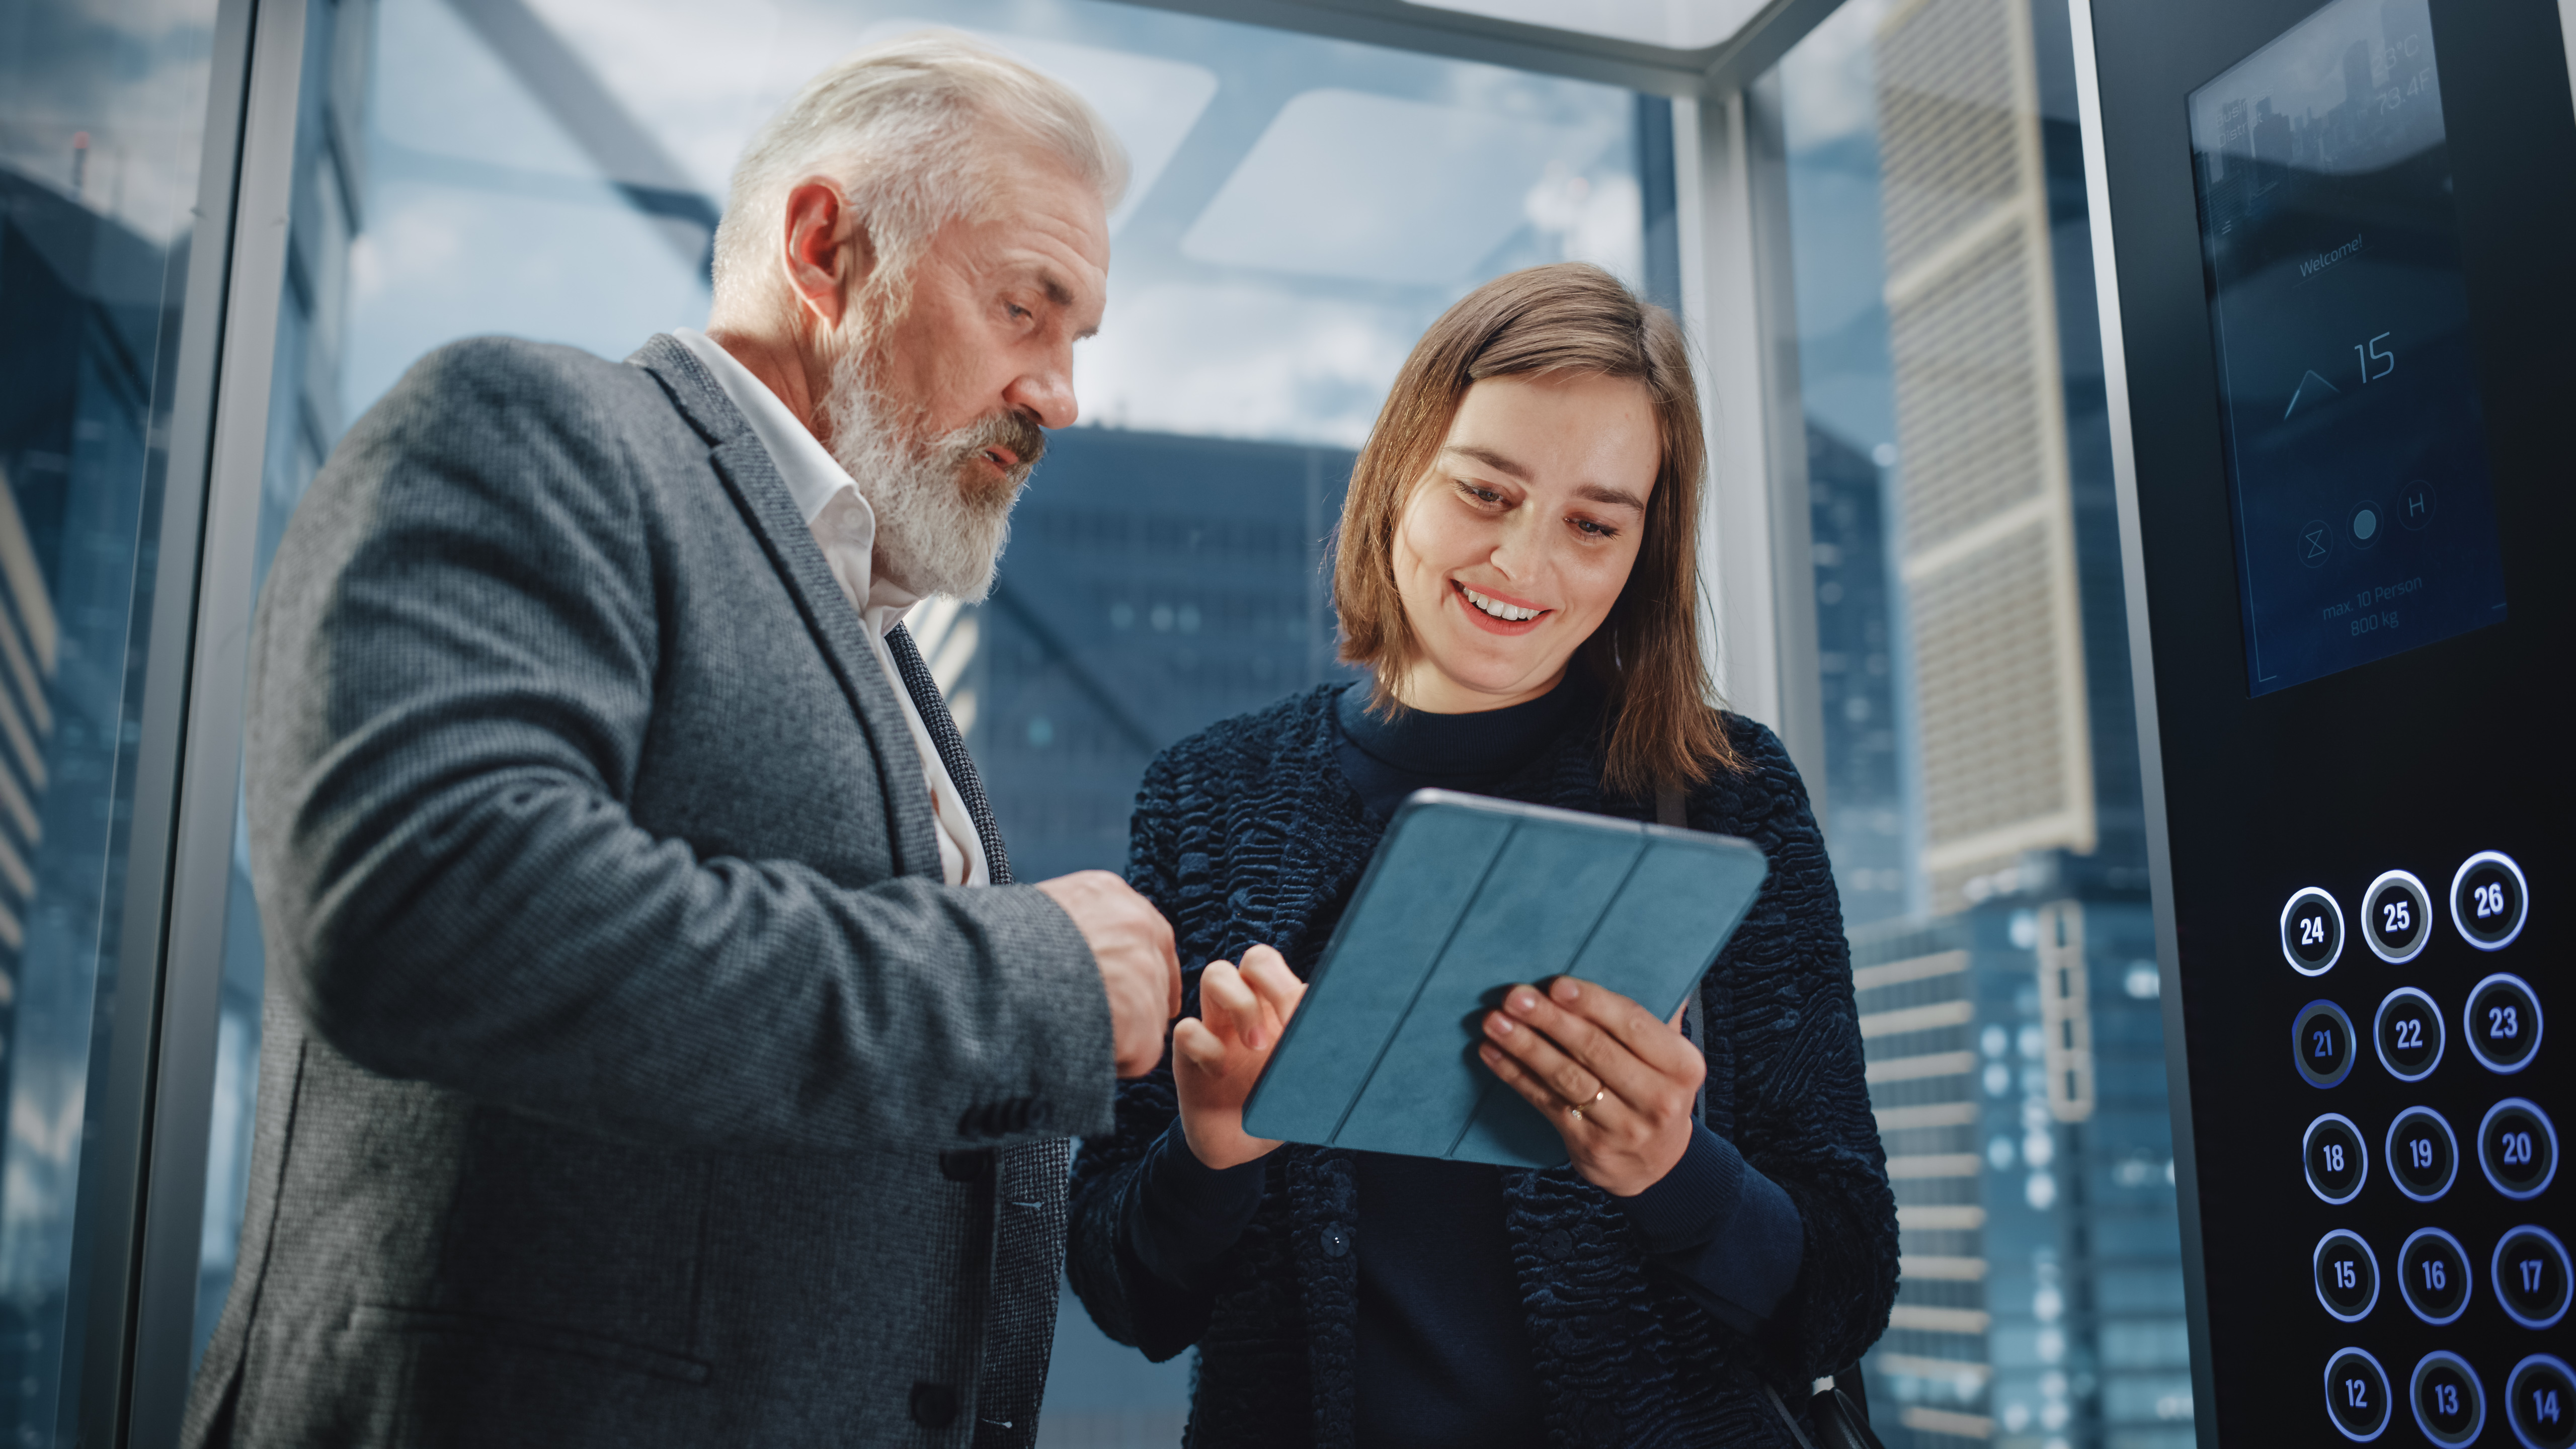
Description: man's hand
xmin=1174 ymin=946 xmax=1305 ymax=1170
xmin=1477 ymin=977 xmax=1705 ymax=1196
xmin=1036 ymin=871 xmax=1182 ymax=1078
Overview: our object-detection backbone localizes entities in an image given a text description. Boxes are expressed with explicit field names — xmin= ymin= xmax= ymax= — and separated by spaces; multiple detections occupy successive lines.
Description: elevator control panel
xmin=2080 ymin=0 xmax=2573 ymax=1440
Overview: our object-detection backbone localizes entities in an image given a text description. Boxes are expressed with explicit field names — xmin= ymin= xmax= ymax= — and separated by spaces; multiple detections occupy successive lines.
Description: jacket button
xmin=1320 ymin=1224 xmax=1350 ymax=1258
xmin=939 ymin=1149 xmax=992 ymax=1183
xmin=910 ymin=1382 xmax=958 ymax=1428
xmin=1540 ymin=1228 xmax=1573 ymax=1261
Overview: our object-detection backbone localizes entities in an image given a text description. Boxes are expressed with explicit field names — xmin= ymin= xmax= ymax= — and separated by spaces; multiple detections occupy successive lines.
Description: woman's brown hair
xmin=1334 ymin=262 xmax=1737 ymax=795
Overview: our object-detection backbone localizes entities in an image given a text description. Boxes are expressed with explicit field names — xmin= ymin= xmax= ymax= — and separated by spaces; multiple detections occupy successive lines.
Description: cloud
xmin=1075 ymin=282 xmax=1432 ymax=448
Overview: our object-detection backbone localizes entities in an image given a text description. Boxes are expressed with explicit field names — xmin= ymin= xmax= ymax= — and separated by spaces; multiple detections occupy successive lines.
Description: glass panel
xmin=1400 ymin=0 xmax=1772 ymax=52
xmin=0 ymin=0 xmax=224 ymax=1438
xmin=188 ymin=1 xmax=1666 ymax=1440
xmin=1774 ymin=2 xmax=2190 ymax=1445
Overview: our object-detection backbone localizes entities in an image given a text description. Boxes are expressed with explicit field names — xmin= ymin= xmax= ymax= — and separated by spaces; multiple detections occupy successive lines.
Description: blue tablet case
xmin=1240 ymin=790 xmax=1769 ymax=1169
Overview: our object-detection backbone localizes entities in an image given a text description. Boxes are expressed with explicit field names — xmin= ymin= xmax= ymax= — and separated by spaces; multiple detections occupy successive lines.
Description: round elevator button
xmin=2365 ymin=870 xmax=2434 ymax=964
xmin=2307 ymin=1113 xmax=2369 ymax=1203
xmin=2496 ymin=1227 xmax=2572 ymax=1330
xmin=2314 ymin=1229 xmax=2380 ymax=1322
xmin=2326 ymin=1347 xmax=2394 ymax=1441
xmin=2481 ymin=1099 xmax=2559 ymax=1200
xmin=2508 ymin=1355 xmax=2576 ymax=1449
xmin=2452 ymin=850 xmax=2529 ymax=950
xmin=2400 ymin=1227 xmax=2473 ymax=1325
xmin=2411 ymin=1352 xmax=2485 ymax=1448
xmin=2297 ymin=1000 xmax=2358 ymax=1088
xmin=2387 ymin=1107 xmax=2459 ymax=1202
xmin=2467 ymin=975 xmax=2543 ymax=1074
xmin=2376 ymin=987 xmax=2446 ymax=1081
xmin=2284 ymin=887 xmax=2346 ymax=975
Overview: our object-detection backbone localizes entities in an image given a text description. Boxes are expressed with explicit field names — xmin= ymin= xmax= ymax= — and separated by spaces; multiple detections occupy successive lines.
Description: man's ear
xmin=780 ymin=179 xmax=874 ymax=331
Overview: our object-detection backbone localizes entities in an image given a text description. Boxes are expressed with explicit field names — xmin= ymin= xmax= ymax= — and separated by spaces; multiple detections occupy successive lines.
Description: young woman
xmin=1065 ymin=264 xmax=1896 ymax=1448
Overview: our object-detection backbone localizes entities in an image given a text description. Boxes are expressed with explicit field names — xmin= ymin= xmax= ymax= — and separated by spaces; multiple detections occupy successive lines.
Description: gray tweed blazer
xmin=182 ymin=334 xmax=1113 ymax=1447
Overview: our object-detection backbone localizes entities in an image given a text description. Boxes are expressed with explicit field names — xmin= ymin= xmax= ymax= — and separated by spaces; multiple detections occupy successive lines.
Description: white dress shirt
xmin=673 ymin=328 xmax=989 ymax=888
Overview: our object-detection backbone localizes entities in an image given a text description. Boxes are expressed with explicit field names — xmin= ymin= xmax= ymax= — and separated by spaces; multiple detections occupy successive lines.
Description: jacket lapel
xmin=629 ymin=334 xmax=942 ymax=881
xmin=883 ymin=624 xmax=1013 ymax=886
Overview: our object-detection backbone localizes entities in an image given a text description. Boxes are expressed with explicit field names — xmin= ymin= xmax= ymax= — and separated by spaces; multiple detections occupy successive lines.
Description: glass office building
xmin=0 ymin=0 xmax=2192 ymax=1442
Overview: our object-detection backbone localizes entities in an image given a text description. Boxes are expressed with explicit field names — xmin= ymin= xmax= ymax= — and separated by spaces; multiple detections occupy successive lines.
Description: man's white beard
xmin=822 ymin=339 xmax=1034 ymax=603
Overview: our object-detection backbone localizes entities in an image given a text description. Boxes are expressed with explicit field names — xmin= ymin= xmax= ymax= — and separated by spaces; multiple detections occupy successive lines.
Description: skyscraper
xmin=1874 ymin=0 xmax=2095 ymax=918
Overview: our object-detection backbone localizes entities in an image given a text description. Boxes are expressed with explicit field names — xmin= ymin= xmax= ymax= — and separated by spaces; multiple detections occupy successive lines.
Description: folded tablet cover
xmin=1240 ymin=790 xmax=1769 ymax=1169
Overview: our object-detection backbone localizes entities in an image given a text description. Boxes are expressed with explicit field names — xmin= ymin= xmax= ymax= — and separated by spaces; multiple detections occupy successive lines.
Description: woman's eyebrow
xmin=1574 ymin=482 xmax=1647 ymax=511
xmin=1441 ymin=444 xmax=1527 ymax=479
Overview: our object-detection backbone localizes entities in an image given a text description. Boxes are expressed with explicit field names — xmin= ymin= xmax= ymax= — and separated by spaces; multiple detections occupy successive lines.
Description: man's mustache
xmin=947 ymin=410 xmax=1046 ymax=476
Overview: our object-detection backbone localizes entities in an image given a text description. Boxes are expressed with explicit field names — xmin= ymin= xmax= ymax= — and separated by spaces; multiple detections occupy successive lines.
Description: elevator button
xmin=2297 ymin=1000 xmax=2358 ymax=1088
xmin=2375 ymin=987 xmax=2446 ymax=1081
xmin=2284 ymin=887 xmax=2345 ymax=975
xmin=2400 ymin=1228 xmax=2473 ymax=1325
xmin=2365 ymin=870 xmax=2433 ymax=964
xmin=2314 ymin=1229 xmax=2379 ymax=1321
xmin=2326 ymin=1348 xmax=2393 ymax=1441
xmin=2451 ymin=850 xmax=2528 ymax=950
xmin=2466 ymin=975 xmax=2542 ymax=1074
xmin=2507 ymin=1355 xmax=2576 ymax=1449
xmin=2410 ymin=1352 xmax=2484 ymax=1447
xmin=2306 ymin=1113 xmax=2369 ymax=1203
xmin=2479 ymin=1099 xmax=2557 ymax=1200
xmin=2387 ymin=1107 xmax=2458 ymax=1202
xmin=2496 ymin=1227 xmax=2572 ymax=1330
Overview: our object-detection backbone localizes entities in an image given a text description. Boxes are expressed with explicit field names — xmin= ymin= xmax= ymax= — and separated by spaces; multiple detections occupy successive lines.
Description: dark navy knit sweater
xmin=1118 ymin=682 xmax=1808 ymax=1446
xmin=1067 ymin=684 xmax=1898 ymax=1448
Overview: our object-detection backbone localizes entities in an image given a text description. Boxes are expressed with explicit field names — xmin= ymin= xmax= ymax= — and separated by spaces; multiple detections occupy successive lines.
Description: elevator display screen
xmin=2189 ymin=0 xmax=2509 ymax=696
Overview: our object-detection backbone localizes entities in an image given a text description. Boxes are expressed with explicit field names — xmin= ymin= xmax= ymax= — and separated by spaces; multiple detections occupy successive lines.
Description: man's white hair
xmin=710 ymin=33 xmax=1128 ymax=318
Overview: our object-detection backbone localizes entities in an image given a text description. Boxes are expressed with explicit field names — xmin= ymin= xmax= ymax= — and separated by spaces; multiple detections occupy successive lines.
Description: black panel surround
xmin=2082 ymin=0 xmax=2572 ymax=1441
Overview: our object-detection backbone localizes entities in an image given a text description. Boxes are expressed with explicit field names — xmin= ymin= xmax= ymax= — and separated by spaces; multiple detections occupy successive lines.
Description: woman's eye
xmin=1573 ymin=517 xmax=1618 ymax=538
xmin=1456 ymin=480 xmax=1505 ymax=506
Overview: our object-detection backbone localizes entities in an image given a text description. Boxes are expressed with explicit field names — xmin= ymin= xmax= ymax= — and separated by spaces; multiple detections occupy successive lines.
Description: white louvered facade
xmin=1876 ymin=0 xmax=2095 ymax=914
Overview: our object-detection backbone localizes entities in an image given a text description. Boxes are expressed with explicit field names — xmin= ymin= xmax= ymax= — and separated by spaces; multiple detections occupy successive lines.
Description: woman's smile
xmin=1452 ymin=580 xmax=1551 ymax=634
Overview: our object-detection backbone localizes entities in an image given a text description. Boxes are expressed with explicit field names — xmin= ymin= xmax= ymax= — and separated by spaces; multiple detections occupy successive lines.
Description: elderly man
xmin=184 ymin=36 xmax=1179 ymax=1449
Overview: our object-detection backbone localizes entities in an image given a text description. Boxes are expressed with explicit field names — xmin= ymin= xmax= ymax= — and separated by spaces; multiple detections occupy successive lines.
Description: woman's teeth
xmin=1461 ymin=586 xmax=1541 ymax=622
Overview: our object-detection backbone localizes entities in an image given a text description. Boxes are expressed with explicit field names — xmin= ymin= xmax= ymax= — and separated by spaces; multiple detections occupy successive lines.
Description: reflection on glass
xmin=1776 ymin=1 xmax=2187 ymax=1444
xmin=0 ymin=0 xmax=221 ymax=1438
xmin=193 ymin=0 xmax=1661 ymax=1439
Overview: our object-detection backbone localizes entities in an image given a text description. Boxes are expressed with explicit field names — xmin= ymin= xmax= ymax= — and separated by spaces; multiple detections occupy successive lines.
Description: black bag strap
xmin=1766 ymin=1374 xmax=1886 ymax=1449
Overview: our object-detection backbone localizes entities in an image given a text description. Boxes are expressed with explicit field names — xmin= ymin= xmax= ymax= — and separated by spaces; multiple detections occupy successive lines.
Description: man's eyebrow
xmin=1029 ymin=269 xmax=1099 ymax=341
xmin=1441 ymin=444 xmax=1528 ymax=480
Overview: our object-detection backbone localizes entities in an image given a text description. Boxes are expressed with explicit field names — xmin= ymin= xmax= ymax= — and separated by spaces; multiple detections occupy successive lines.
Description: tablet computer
xmin=1239 ymin=790 xmax=1769 ymax=1169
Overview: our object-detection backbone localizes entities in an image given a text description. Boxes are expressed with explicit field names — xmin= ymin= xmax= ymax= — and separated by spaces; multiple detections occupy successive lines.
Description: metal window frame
xmin=98 ymin=1 xmax=1845 ymax=1443
xmin=81 ymin=0 xmax=315 ymax=1443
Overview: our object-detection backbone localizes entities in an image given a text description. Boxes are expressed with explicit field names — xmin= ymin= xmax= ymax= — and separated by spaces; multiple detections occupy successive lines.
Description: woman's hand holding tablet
xmin=1478 ymin=978 xmax=1708 ymax=1196
xmin=1175 ymin=945 xmax=1309 ymax=1170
